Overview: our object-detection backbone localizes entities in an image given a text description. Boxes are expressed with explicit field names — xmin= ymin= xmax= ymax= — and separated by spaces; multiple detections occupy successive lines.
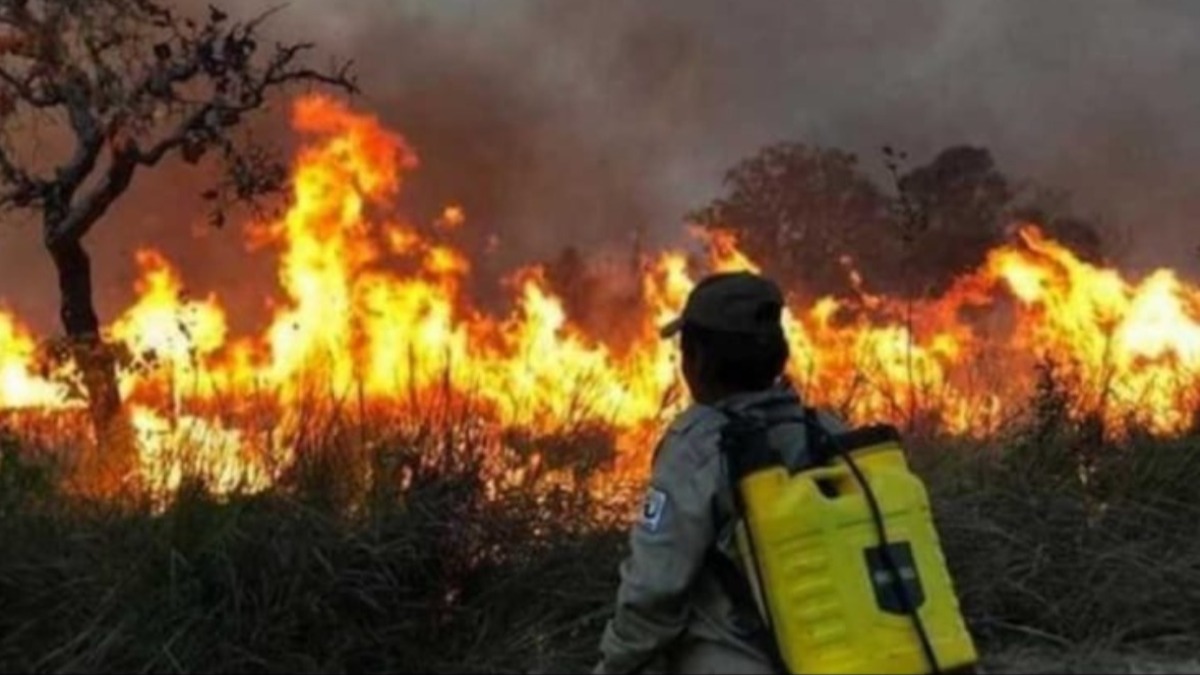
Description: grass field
xmin=2 ymin=403 xmax=1199 ymax=674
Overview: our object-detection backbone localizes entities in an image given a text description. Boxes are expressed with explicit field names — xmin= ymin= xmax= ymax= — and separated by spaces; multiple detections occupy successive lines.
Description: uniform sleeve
xmin=595 ymin=433 xmax=718 ymax=674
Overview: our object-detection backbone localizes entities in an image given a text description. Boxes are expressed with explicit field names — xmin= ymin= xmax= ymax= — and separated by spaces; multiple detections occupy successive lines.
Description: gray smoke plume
xmin=2 ymin=0 xmax=1199 ymax=332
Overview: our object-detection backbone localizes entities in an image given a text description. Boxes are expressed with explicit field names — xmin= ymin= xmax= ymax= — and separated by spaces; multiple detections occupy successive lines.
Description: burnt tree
xmin=0 ymin=0 xmax=355 ymax=479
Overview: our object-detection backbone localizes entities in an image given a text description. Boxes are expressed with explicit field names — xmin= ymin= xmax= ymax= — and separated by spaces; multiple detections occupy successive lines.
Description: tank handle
xmin=800 ymin=463 xmax=861 ymax=499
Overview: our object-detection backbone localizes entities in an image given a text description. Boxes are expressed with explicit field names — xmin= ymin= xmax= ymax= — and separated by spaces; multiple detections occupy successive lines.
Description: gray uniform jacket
xmin=595 ymin=385 xmax=846 ymax=674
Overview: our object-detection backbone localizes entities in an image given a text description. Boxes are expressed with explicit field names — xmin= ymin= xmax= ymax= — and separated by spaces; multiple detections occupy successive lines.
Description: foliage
xmin=893 ymin=145 xmax=1012 ymax=295
xmin=0 ymin=429 xmax=53 ymax=513
xmin=0 ymin=0 xmax=356 ymax=238
xmin=691 ymin=142 xmax=1108 ymax=300
xmin=689 ymin=142 xmax=894 ymax=299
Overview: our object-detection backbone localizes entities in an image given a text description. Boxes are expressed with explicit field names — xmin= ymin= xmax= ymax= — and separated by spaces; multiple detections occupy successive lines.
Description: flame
xmin=0 ymin=309 xmax=64 ymax=408
xmin=2 ymin=94 xmax=1199 ymax=502
xmin=109 ymin=249 xmax=228 ymax=392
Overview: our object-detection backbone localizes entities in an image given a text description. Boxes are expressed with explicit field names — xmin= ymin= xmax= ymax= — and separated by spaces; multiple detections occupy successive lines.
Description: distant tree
xmin=0 ymin=0 xmax=355 ymax=488
xmin=692 ymin=143 xmax=1019 ymax=300
xmin=689 ymin=142 xmax=896 ymax=299
xmin=893 ymin=145 xmax=1012 ymax=295
xmin=1038 ymin=216 xmax=1106 ymax=264
xmin=1008 ymin=186 xmax=1107 ymax=264
xmin=694 ymin=142 xmax=1111 ymax=305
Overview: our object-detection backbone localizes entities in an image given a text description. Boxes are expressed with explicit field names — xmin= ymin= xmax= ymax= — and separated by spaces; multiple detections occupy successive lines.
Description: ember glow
xmin=1 ymin=95 xmax=1199 ymax=499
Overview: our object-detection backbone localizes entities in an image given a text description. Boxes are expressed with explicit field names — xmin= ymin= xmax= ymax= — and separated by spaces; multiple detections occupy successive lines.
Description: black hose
xmin=834 ymin=434 xmax=942 ymax=674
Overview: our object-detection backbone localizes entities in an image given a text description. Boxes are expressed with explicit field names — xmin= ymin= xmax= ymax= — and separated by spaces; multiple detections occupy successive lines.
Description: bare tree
xmin=0 ymin=0 xmax=355 ymax=486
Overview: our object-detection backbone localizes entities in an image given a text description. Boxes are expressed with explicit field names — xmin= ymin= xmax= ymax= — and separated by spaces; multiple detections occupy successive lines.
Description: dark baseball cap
xmin=660 ymin=271 xmax=786 ymax=338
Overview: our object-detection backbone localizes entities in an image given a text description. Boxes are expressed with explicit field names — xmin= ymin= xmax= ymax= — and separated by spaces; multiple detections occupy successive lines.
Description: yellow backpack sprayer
xmin=714 ymin=406 xmax=979 ymax=674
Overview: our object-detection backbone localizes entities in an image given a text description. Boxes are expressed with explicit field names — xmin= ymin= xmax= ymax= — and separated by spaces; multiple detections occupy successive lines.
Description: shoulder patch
xmin=639 ymin=487 xmax=668 ymax=532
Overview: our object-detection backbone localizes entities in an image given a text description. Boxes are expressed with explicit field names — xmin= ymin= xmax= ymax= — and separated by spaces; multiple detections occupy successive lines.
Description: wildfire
xmin=0 ymin=309 xmax=61 ymax=409
xmin=2 ymin=94 xmax=1199 ymax=501
xmin=110 ymin=249 xmax=229 ymax=390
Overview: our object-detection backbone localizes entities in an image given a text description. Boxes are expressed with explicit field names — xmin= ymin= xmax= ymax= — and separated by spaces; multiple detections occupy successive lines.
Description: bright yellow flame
xmin=110 ymin=249 xmax=228 ymax=382
xmin=2 ymin=96 xmax=1199 ymax=502
xmin=0 ymin=309 xmax=66 ymax=408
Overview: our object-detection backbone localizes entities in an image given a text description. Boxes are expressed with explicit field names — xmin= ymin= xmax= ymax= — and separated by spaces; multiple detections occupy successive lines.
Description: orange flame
xmin=2 ymin=94 xmax=1199 ymax=501
xmin=0 ymin=309 xmax=64 ymax=408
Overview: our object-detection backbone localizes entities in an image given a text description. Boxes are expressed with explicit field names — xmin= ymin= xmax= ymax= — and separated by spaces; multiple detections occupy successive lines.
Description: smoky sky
xmin=2 ymin=0 xmax=1200 ymax=333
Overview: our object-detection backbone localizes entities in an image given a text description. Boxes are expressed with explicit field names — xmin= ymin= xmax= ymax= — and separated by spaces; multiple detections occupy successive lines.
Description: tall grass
xmin=0 ymin=429 xmax=624 ymax=674
xmin=2 ymin=372 xmax=1199 ymax=673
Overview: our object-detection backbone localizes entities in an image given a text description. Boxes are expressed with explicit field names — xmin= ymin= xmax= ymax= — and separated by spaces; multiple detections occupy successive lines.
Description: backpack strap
xmin=707 ymin=402 xmax=842 ymax=674
xmin=801 ymin=405 xmax=838 ymax=466
xmin=707 ymin=406 xmax=791 ymax=673
xmin=705 ymin=542 xmax=781 ymax=665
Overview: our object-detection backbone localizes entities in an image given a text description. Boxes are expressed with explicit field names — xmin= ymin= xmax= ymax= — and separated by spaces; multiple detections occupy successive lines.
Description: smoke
xmin=3 ymin=0 xmax=1200 ymax=332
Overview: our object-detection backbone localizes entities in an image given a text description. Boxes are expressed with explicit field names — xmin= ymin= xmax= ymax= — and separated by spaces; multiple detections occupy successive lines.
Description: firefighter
xmin=594 ymin=271 xmax=843 ymax=674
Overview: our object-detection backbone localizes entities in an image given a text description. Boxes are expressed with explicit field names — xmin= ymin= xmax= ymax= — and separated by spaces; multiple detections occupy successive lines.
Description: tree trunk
xmin=48 ymin=237 xmax=134 ymax=496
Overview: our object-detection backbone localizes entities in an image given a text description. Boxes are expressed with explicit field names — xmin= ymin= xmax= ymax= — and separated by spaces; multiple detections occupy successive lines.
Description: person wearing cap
xmin=594 ymin=271 xmax=845 ymax=675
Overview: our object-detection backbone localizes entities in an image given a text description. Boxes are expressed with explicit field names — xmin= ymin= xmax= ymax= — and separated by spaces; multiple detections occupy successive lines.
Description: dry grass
xmin=986 ymin=646 xmax=1200 ymax=674
xmin=1 ymin=394 xmax=1199 ymax=673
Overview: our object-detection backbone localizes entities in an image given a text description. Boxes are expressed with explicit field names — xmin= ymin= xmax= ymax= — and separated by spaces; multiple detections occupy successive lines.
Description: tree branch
xmin=45 ymin=148 xmax=137 ymax=247
xmin=133 ymin=101 xmax=211 ymax=166
xmin=134 ymin=44 xmax=356 ymax=168
xmin=0 ymin=64 xmax=60 ymax=107
xmin=1 ymin=0 xmax=356 ymax=240
xmin=267 ymin=59 xmax=357 ymax=91
xmin=0 ymin=133 xmax=42 ymax=209
xmin=56 ymin=72 xmax=105 ymax=196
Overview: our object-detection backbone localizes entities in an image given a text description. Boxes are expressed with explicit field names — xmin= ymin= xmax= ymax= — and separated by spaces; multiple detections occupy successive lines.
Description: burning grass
xmin=2 ymin=397 xmax=1200 ymax=674
xmin=7 ymin=95 xmax=1200 ymax=505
